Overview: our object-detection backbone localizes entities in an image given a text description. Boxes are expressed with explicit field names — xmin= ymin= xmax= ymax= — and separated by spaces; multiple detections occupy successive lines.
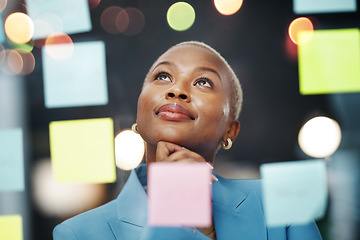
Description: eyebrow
xmin=196 ymin=66 xmax=222 ymax=82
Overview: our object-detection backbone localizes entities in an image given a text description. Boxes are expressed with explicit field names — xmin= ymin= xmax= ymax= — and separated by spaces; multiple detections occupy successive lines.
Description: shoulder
xmin=53 ymin=199 xmax=118 ymax=240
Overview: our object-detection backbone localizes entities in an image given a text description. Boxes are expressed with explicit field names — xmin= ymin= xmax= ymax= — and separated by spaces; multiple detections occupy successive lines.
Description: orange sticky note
xmin=148 ymin=162 xmax=212 ymax=227
xmin=49 ymin=118 xmax=116 ymax=183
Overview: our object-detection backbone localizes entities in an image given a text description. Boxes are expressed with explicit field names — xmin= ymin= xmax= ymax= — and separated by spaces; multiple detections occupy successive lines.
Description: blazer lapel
xmin=108 ymin=166 xmax=148 ymax=240
xmin=212 ymin=178 xmax=267 ymax=240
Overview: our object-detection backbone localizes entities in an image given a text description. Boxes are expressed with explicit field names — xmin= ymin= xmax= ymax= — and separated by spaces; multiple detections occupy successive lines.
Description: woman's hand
xmin=155 ymin=141 xmax=218 ymax=182
xmin=156 ymin=141 xmax=206 ymax=163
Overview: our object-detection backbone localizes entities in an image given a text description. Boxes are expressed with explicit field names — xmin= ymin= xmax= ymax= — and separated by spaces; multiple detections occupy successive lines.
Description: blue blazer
xmin=53 ymin=164 xmax=322 ymax=240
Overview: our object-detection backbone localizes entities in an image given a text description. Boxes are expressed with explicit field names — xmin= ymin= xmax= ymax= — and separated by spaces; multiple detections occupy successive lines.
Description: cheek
xmin=197 ymin=97 xmax=230 ymax=128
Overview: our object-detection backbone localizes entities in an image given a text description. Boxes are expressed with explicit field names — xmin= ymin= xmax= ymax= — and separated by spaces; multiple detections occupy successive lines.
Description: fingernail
xmin=206 ymin=162 xmax=214 ymax=170
xmin=212 ymin=174 xmax=218 ymax=182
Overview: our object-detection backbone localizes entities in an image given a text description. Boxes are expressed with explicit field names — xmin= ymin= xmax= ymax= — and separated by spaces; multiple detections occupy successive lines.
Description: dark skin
xmin=136 ymin=44 xmax=240 ymax=168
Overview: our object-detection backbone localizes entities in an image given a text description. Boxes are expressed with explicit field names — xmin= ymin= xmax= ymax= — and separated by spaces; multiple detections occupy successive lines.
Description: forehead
xmin=154 ymin=45 xmax=228 ymax=74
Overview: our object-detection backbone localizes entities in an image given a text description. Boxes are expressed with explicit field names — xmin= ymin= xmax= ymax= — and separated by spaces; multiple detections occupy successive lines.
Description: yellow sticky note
xmin=49 ymin=118 xmax=116 ymax=183
xmin=0 ymin=215 xmax=23 ymax=240
xmin=298 ymin=28 xmax=360 ymax=95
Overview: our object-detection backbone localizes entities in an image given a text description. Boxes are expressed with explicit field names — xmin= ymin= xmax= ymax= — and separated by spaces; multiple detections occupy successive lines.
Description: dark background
xmin=1 ymin=0 xmax=360 ymax=239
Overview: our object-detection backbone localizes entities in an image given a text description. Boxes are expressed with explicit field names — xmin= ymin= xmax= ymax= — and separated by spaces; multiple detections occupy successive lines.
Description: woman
xmin=53 ymin=41 xmax=322 ymax=239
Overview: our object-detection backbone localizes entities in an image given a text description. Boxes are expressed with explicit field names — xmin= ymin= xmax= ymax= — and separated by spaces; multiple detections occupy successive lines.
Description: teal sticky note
xmin=293 ymin=0 xmax=357 ymax=14
xmin=0 ymin=12 xmax=5 ymax=43
xmin=298 ymin=29 xmax=360 ymax=95
xmin=260 ymin=159 xmax=327 ymax=227
xmin=25 ymin=0 xmax=92 ymax=39
xmin=0 ymin=128 xmax=25 ymax=191
xmin=42 ymin=41 xmax=108 ymax=108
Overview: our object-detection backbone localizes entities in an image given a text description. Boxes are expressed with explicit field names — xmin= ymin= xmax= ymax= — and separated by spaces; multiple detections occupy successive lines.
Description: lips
xmin=155 ymin=103 xmax=195 ymax=121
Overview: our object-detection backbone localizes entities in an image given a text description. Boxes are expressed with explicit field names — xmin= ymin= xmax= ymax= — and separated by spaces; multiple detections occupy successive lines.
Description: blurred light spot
xmin=115 ymin=130 xmax=145 ymax=171
xmin=7 ymin=38 xmax=35 ymax=52
xmin=44 ymin=33 xmax=74 ymax=60
xmin=0 ymin=0 xmax=7 ymax=12
xmin=167 ymin=2 xmax=195 ymax=31
xmin=88 ymin=0 xmax=101 ymax=9
xmin=32 ymin=159 xmax=106 ymax=218
xmin=121 ymin=8 xmax=145 ymax=36
xmin=115 ymin=8 xmax=129 ymax=33
xmin=0 ymin=49 xmax=23 ymax=75
xmin=288 ymin=17 xmax=314 ymax=45
xmin=298 ymin=116 xmax=341 ymax=158
xmin=101 ymin=6 xmax=124 ymax=34
xmin=32 ymin=13 xmax=63 ymax=40
xmin=0 ymin=43 xmax=4 ymax=65
xmin=18 ymin=51 xmax=35 ymax=75
xmin=5 ymin=12 xmax=34 ymax=44
xmin=214 ymin=0 xmax=243 ymax=15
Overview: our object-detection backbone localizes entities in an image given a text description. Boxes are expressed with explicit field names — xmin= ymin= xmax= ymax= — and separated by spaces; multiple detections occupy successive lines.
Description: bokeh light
xmin=32 ymin=13 xmax=63 ymax=40
xmin=121 ymin=8 xmax=145 ymax=36
xmin=44 ymin=32 xmax=74 ymax=60
xmin=115 ymin=129 xmax=145 ymax=171
xmin=0 ymin=49 xmax=23 ymax=75
xmin=18 ymin=51 xmax=35 ymax=75
xmin=88 ymin=0 xmax=101 ymax=9
xmin=101 ymin=6 xmax=126 ymax=34
xmin=0 ymin=43 xmax=4 ymax=65
xmin=32 ymin=159 xmax=106 ymax=218
xmin=115 ymin=8 xmax=130 ymax=33
xmin=0 ymin=0 xmax=7 ymax=12
xmin=4 ymin=12 xmax=34 ymax=44
xmin=298 ymin=116 xmax=342 ymax=158
xmin=8 ymin=39 xmax=34 ymax=52
xmin=167 ymin=2 xmax=195 ymax=31
xmin=214 ymin=0 xmax=243 ymax=15
xmin=288 ymin=17 xmax=314 ymax=45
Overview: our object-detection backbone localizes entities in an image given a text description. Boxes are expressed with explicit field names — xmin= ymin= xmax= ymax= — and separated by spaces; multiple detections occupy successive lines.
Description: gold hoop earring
xmin=131 ymin=123 xmax=139 ymax=134
xmin=221 ymin=138 xmax=232 ymax=150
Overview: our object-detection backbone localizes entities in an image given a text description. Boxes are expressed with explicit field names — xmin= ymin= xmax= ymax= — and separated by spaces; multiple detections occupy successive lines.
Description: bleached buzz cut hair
xmin=146 ymin=41 xmax=243 ymax=120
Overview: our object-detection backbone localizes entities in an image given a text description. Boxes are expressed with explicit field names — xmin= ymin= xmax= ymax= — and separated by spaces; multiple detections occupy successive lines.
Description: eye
xmin=195 ymin=78 xmax=212 ymax=88
xmin=155 ymin=72 xmax=171 ymax=82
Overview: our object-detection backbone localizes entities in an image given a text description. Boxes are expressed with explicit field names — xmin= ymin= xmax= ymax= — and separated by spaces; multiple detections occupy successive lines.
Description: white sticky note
xmin=293 ymin=0 xmax=357 ymax=14
xmin=25 ymin=0 xmax=92 ymax=39
xmin=43 ymin=41 xmax=108 ymax=108
xmin=0 ymin=128 xmax=24 ymax=191
xmin=260 ymin=159 xmax=327 ymax=227
xmin=148 ymin=162 xmax=212 ymax=227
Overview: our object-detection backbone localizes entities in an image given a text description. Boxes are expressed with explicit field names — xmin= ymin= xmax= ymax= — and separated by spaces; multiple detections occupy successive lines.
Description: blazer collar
xmin=212 ymin=176 xmax=268 ymax=240
xmin=108 ymin=165 xmax=267 ymax=240
xmin=108 ymin=165 xmax=148 ymax=239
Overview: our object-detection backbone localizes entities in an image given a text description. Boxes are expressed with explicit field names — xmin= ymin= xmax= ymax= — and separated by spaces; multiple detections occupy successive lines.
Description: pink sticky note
xmin=148 ymin=162 xmax=212 ymax=227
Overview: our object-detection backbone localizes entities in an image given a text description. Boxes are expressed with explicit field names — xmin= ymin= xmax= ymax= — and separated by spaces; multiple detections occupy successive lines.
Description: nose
xmin=165 ymin=84 xmax=191 ymax=102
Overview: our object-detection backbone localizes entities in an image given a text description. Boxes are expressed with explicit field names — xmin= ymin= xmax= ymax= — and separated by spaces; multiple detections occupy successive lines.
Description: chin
xmin=147 ymin=126 xmax=193 ymax=146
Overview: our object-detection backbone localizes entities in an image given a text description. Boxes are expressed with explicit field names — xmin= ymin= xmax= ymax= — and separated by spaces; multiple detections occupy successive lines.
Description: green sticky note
xmin=0 ymin=215 xmax=23 ymax=240
xmin=49 ymin=118 xmax=116 ymax=183
xmin=298 ymin=29 xmax=360 ymax=95
xmin=0 ymin=128 xmax=25 ymax=191
xmin=260 ymin=159 xmax=327 ymax=227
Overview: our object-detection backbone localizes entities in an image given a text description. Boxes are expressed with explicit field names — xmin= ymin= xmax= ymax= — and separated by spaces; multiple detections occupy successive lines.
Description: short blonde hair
xmin=146 ymin=41 xmax=243 ymax=120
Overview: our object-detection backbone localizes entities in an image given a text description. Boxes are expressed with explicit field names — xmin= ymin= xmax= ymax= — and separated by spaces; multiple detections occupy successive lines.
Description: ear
xmin=223 ymin=120 xmax=240 ymax=142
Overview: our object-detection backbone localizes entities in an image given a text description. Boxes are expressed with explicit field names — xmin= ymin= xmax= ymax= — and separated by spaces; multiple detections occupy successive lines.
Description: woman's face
xmin=136 ymin=44 xmax=234 ymax=154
